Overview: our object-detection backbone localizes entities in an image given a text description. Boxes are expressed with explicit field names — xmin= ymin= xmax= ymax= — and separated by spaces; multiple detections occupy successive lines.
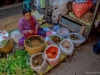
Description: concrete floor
xmin=0 ymin=5 xmax=100 ymax=75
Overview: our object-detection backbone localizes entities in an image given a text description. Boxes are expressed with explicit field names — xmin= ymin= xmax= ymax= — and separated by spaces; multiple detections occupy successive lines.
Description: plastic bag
xmin=49 ymin=34 xmax=63 ymax=45
xmin=59 ymin=39 xmax=74 ymax=56
xmin=57 ymin=28 xmax=69 ymax=38
xmin=34 ymin=0 xmax=40 ymax=7
xmin=40 ymin=0 xmax=45 ymax=8
xmin=67 ymin=33 xmax=85 ymax=46
xmin=58 ymin=0 xmax=69 ymax=15
xmin=52 ymin=9 xmax=59 ymax=23
xmin=73 ymin=1 xmax=93 ymax=18
xmin=11 ymin=30 xmax=23 ymax=44
xmin=30 ymin=52 xmax=48 ymax=73
xmin=44 ymin=45 xmax=60 ymax=67
xmin=51 ymin=0 xmax=58 ymax=10
xmin=0 ymin=30 xmax=9 ymax=48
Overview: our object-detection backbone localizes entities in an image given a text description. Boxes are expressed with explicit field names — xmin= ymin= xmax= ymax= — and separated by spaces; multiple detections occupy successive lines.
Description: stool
xmin=23 ymin=0 xmax=31 ymax=10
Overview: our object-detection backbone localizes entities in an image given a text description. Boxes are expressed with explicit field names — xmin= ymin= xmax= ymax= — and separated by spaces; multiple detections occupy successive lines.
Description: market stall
xmin=0 ymin=0 xmax=100 ymax=75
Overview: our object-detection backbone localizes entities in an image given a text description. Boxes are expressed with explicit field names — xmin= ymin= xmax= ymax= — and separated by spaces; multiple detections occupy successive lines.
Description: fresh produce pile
xmin=0 ymin=50 xmax=36 ymax=75
xmin=25 ymin=36 xmax=44 ymax=47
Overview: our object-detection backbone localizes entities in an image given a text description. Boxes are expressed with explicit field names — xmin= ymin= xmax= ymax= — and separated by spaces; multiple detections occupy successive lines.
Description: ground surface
xmin=0 ymin=4 xmax=100 ymax=75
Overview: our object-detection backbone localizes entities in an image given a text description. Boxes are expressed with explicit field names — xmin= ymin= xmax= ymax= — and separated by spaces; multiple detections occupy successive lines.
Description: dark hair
xmin=22 ymin=9 xmax=31 ymax=15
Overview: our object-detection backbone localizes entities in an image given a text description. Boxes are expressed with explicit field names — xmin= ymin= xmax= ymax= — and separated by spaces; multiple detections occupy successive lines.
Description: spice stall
xmin=0 ymin=0 xmax=100 ymax=75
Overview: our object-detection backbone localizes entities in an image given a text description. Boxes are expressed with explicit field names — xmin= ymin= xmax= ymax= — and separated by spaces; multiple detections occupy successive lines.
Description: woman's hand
xmin=28 ymin=30 xmax=33 ymax=34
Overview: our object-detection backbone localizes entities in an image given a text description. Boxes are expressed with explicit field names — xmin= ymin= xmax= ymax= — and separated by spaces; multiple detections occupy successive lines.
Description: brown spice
xmin=32 ymin=54 xmax=44 ymax=67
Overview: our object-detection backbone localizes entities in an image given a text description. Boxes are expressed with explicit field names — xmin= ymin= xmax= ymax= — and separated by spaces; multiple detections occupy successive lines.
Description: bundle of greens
xmin=0 ymin=50 xmax=36 ymax=75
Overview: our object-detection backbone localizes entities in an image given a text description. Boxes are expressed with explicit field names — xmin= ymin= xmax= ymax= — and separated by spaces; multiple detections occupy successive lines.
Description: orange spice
xmin=46 ymin=46 xmax=58 ymax=59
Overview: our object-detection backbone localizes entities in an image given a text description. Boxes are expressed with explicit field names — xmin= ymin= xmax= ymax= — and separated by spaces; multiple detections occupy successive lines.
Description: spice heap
xmin=80 ymin=11 xmax=93 ymax=23
xmin=25 ymin=36 xmax=44 ymax=47
xmin=51 ymin=36 xmax=63 ymax=44
xmin=62 ymin=40 xmax=71 ymax=50
xmin=46 ymin=46 xmax=58 ymax=59
xmin=32 ymin=54 xmax=44 ymax=67
xmin=70 ymin=34 xmax=79 ymax=40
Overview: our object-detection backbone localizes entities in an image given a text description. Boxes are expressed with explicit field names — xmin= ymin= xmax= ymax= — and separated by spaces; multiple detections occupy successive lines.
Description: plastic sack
xmin=0 ymin=30 xmax=9 ymax=48
xmin=52 ymin=9 xmax=59 ymax=23
xmin=67 ymin=33 xmax=85 ymax=46
xmin=11 ymin=30 xmax=23 ymax=44
xmin=73 ymin=1 xmax=93 ymax=18
xmin=53 ymin=25 xmax=60 ymax=31
xmin=49 ymin=34 xmax=63 ymax=45
xmin=59 ymin=39 xmax=74 ymax=56
xmin=51 ymin=0 xmax=58 ymax=10
xmin=30 ymin=52 xmax=48 ymax=73
xmin=58 ymin=0 xmax=69 ymax=15
xmin=57 ymin=28 xmax=69 ymax=38
xmin=44 ymin=45 xmax=60 ymax=67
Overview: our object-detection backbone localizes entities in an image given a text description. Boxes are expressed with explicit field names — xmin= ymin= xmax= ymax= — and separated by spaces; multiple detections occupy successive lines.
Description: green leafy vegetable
xmin=0 ymin=50 xmax=35 ymax=75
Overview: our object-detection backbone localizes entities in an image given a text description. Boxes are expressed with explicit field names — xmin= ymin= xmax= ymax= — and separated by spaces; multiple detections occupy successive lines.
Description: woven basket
xmin=0 ymin=40 xmax=14 ymax=53
xmin=24 ymin=35 xmax=45 ymax=55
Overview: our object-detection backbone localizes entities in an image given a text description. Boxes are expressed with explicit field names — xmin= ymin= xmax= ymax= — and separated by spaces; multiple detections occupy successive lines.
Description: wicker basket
xmin=0 ymin=40 xmax=14 ymax=53
xmin=24 ymin=35 xmax=45 ymax=55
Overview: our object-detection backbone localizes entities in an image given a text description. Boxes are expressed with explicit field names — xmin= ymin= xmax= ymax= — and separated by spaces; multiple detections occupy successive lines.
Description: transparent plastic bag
xmin=67 ymin=33 xmax=85 ymax=46
xmin=30 ymin=52 xmax=48 ymax=73
xmin=11 ymin=30 xmax=23 ymax=44
xmin=44 ymin=45 xmax=61 ymax=67
xmin=58 ymin=0 xmax=69 ymax=15
xmin=52 ymin=9 xmax=59 ymax=23
xmin=59 ymin=39 xmax=74 ymax=56
xmin=57 ymin=28 xmax=69 ymax=38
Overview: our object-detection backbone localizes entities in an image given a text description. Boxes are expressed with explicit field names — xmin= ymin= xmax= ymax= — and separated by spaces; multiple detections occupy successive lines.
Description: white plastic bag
xmin=59 ymin=39 xmax=74 ymax=56
xmin=44 ymin=45 xmax=60 ymax=67
xmin=0 ymin=30 xmax=9 ymax=48
xmin=30 ymin=52 xmax=48 ymax=73
xmin=67 ymin=33 xmax=85 ymax=46
xmin=57 ymin=28 xmax=69 ymax=38
xmin=34 ymin=0 xmax=40 ymax=7
xmin=52 ymin=9 xmax=59 ymax=23
xmin=11 ymin=30 xmax=23 ymax=44
xmin=58 ymin=0 xmax=69 ymax=15
xmin=49 ymin=34 xmax=63 ymax=45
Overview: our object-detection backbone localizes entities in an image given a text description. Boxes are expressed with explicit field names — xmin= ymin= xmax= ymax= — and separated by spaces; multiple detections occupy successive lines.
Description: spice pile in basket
xmin=25 ymin=36 xmax=44 ymax=47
